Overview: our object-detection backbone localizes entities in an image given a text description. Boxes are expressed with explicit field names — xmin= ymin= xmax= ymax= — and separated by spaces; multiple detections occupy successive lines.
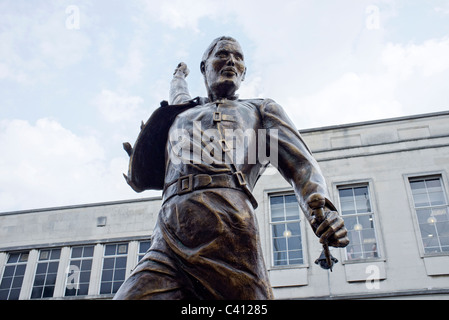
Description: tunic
xmin=114 ymin=96 xmax=333 ymax=300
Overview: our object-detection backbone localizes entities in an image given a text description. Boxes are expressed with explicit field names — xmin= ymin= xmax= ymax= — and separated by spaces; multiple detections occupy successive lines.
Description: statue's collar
xmin=207 ymin=94 xmax=239 ymax=104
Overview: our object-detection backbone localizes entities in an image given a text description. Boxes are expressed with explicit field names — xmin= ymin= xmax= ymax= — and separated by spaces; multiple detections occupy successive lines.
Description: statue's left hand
xmin=173 ymin=62 xmax=190 ymax=78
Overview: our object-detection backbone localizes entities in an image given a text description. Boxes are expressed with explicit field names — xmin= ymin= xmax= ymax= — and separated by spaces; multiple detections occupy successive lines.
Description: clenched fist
xmin=307 ymin=194 xmax=349 ymax=248
xmin=173 ymin=62 xmax=190 ymax=78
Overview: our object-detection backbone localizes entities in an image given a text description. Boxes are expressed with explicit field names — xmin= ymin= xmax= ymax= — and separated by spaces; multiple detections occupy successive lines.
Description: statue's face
xmin=202 ymin=40 xmax=246 ymax=100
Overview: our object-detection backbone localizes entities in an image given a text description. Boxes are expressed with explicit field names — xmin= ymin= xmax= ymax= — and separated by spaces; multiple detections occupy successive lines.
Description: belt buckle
xmin=177 ymin=174 xmax=193 ymax=195
xmin=234 ymin=171 xmax=247 ymax=186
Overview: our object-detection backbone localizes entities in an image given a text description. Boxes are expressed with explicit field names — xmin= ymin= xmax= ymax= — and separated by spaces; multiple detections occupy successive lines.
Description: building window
xmin=409 ymin=176 xmax=449 ymax=254
xmin=65 ymin=245 xmax=94 ymax=297
xmin=31 ymin=248 xmax=61 ymax=299
xmin=100 ymin=243 xmax=128 ymax=295
xmin=269 ymin=194 xmax=303 ymax=266
xmin=0 ymin=252 xmax=29 ymax=300
xmin=137 ymin=240 xmax=151 ymax=263
xmin=338 ymin=185 xmax=379 ymax=260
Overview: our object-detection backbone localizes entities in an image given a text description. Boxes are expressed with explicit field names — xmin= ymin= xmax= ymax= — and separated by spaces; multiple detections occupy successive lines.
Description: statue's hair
xmin=201 ymin=36 xmax=239 ymax=71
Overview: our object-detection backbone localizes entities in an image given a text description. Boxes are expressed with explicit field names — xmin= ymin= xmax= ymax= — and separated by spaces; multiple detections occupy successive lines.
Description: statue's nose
xmin=226 ymin=55 xmax=236 ymax=66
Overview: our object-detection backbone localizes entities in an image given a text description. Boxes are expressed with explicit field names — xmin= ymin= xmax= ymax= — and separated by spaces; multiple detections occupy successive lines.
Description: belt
xmin=162 ymin=172 xmax=258 ymax=209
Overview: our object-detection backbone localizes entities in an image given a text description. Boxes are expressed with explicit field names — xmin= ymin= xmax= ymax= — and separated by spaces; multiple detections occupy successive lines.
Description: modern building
xmin=1 ymin=111 xmax=449 ymax=300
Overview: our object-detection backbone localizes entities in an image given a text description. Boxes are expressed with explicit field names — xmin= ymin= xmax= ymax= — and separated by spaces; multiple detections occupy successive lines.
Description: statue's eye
xmin=216 ymin=51 xmax=228 ymax=59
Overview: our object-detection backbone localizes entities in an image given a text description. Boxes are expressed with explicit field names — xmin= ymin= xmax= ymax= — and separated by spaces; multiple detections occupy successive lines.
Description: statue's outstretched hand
xmin=173 ymin=62 xmax=189 ymax=78
xmin=307 ymin=194 xmax=349 ymax=248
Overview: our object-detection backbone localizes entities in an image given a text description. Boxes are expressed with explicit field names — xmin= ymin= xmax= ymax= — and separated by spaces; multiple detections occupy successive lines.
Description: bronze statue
xmin=115 ymin=36 xmax=349 ymax=300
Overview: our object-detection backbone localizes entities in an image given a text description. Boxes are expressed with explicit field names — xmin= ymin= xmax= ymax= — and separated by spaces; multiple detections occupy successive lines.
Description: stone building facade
xmin=1 ymin=111 xmax=449 ymax=299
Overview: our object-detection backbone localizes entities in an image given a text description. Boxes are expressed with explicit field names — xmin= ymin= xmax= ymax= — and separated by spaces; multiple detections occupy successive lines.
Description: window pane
xmin=83 ymin=246 xmax=95 ymax=257
xmin=426 ymin=178 xmax=442 ymax=192
xmin=284 ymin=195 xmax=299 ymax=220
xmin=47 ymin=262 xmax=59 ymax=274
xmin=287 ymin=222 xmax=301 ymax=236
xmin=118 ymin=244 xmax=128 ymax=255
xmin=436 ymin=221 xmax=449 ymax=237
xmin=270 ymin=196 xmax=284 ymax=222
xmin=39 ymin=251 xmax=49 ymax=260
xmin=101 ymin=270 xmax=113 ymax=282
xmin=2 ymin=266 xmax=15 ymax=278
xmin=100 ymin=282 xmax=112 ymax=294
xmin=115 ymin=257 xmax=127 ymax=269
xmin=8 ymin=288 xmax=20 ymax=300
xmin=105 ymin=244 xmax=116 ymax=256
xmin=113 ymin=269 xmax=126 ymax=281
xmin=416 ymin=208 xmax=432 ymax=224
xmin=339 ymin=188 xmax=353 ymax=198
xmin=7 ymin=253 xmax=20 ymax=264
xmin=50 ymin=249 xmax=61 ymax=260
xmin=71 ymin=247 xmax=83 ymax=258
xmin=272 ymin=237 xmax=287 ymax=252
xmin=0 ymin=278 xmax=12 ymax=290
xmin=410 ymin=180 xmax=426 ymax=193
xmin=287 ymin=236 xmax=301 ymax=251
xmin=103 ymin=258 xmax=114 ymax=270
xmin=429 ymin=192 xmax=446 ymax=206
xmin=272 ymin=224 xmax=285 ymax=238
xmin=139 ymin=241 xmax=151 ymax=254
xmin=42 ymin=286 xmax=54 ymax=298
xmin=340 ymin=200 xmax=356 ymax=215
xmin=81 ymin=259 xmax=92 ymax=271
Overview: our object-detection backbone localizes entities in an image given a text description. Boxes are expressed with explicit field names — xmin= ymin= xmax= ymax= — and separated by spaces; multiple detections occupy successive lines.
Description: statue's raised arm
xmin=169 ymin=62 xmax=191 ymax=105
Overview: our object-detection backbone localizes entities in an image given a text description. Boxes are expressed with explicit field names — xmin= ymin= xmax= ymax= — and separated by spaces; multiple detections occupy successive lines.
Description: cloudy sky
xmin=1 ymin=0 xmax=449 ymax=212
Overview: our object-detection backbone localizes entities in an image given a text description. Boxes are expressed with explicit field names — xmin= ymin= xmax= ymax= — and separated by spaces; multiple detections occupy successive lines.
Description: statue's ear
xmin=242 ymin=67 xmax=247 ymax=82
xmin=200 ymin=61 xmax=206 ymax=75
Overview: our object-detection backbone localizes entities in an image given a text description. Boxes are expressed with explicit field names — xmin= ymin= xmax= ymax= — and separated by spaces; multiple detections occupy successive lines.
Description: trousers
xmin=113 ymin=188 xmax=273 ymax=300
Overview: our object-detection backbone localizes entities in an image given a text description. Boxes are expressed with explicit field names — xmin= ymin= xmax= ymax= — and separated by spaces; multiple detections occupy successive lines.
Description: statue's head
xmin=200 ymin=36 xmax=246 ymax=101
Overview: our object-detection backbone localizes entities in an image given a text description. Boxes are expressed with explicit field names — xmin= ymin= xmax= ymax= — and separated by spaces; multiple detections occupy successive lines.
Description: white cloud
xmin=142 ymin=0 xmax=223 ymax=32
xmin=92 ymin=90 xmax=145 ymax=123
xmin=0 ymin=2 xmax=91 ymax=84
xmin=116 ymin=36 xmax=146 ymax=88
xmin=0 ymin=118 xmax=145 ymax=212
xmin=285 ymin=36 xmax=449 ymax=128
xmin=381 ymin=37 xmax=449 ymax=79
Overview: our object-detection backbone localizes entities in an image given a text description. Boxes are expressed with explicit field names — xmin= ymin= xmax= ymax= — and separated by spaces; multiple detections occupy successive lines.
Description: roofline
xmin=299 ymin=110 xmax=449 ymax=134
xmin=0 ymin=195 xmax=163 ymax=216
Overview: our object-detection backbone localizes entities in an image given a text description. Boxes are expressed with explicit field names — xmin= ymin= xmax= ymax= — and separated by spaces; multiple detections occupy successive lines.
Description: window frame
xmin=99 ymin=242 xmax=128 ymax=295
xmin=268 ymin=192 xmax=306 ymax=268
xmin=30 ymin=248 xmax=61 ymax=299
xmin=0 ymin=251 xmax=29 ymax=300
xmin=334 ymin=181 xmax=384 ymax=264
xmin=64 ymin=245 xmax=95 ymax=297
xmin=405 ymin=172 xmax=449 ymax=257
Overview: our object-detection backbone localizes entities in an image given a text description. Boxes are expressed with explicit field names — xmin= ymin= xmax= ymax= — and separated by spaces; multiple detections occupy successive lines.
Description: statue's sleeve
xmin=169 ymin=75 xmax=192 ymax=105
xmin=259 ymin=99 xmax=338 ymax=221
